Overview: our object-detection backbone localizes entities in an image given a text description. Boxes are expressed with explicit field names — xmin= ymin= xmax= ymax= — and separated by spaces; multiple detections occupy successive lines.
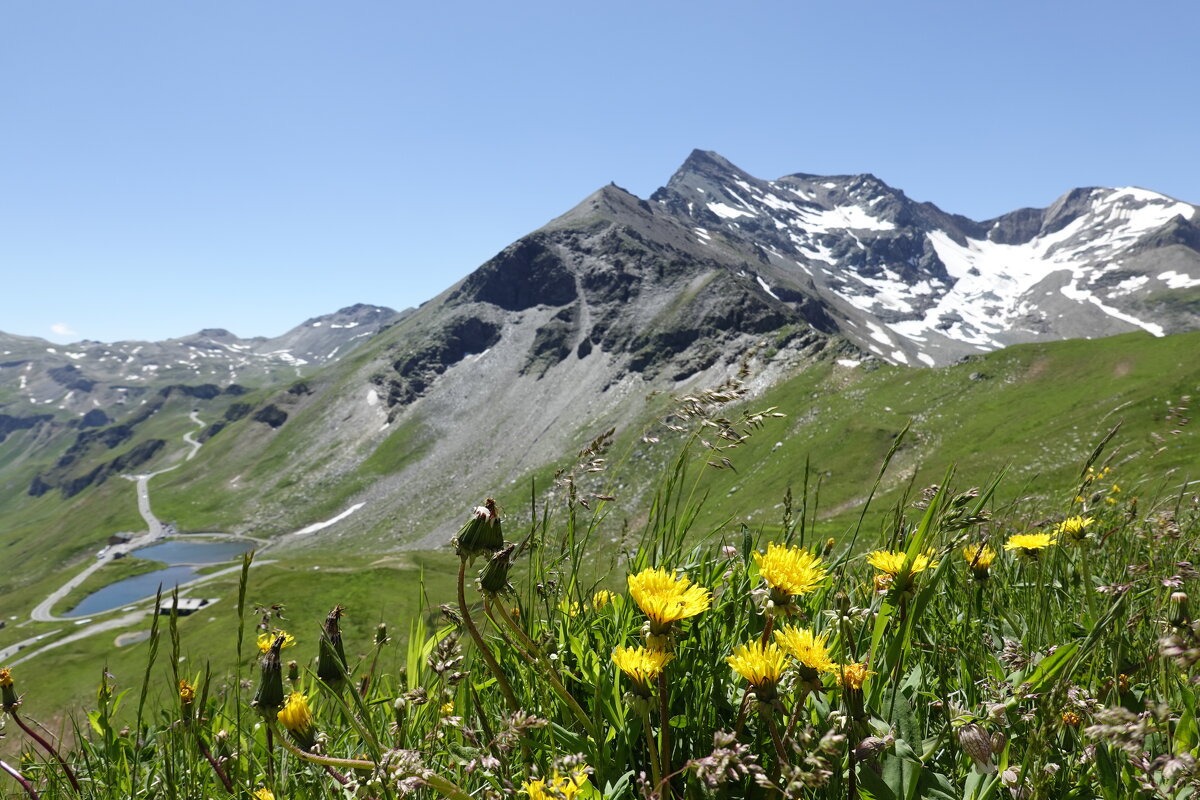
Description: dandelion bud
xmin=477 ymin=544 xmax=516 ymax=596
xmin=252 ymin=634 xmax=287 ymax=714
xmin=823 ymin=537 xmax=836 ymax=557
xmin=1170 ymin=592 xmax=1191 ymax=628
xmin=375 ymin=622 xmax=389 ymax=647
xmin=317 ymin=605 xmax=349 ymax=690
xmin=453 ymin=498 xmax=503 ymax=560
xmin=1 ymin=668 xmax=20 ymax=711
xmin=958 ymin=723 xmax=996 ymax=774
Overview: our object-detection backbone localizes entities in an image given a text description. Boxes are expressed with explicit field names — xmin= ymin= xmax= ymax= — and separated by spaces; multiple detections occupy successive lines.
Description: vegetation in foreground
xmin=1 ymin=380 xmax=1198 ymax=800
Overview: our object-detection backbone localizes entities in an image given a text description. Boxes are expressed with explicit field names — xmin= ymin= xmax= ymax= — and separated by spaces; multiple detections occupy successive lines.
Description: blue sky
xmin=3 ymin=1 xmax=1196 ymax=344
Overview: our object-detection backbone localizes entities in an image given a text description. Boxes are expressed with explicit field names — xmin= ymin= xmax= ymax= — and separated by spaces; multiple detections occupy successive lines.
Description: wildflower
xmin=958 ymin=723 xmax=997 ymax=774
xmin=836 ymin=662 xmax=873 ymax=721
xmin=753 ymin=542 xmax=827 ymax=612
xmin=835 ymin=662 xmax=873 ymax=690
xmin=0 ymin=668 xmax=18 ymax=711
xmin=440 ymin=702 xmax=455 ymax=717
xmin=627 ymin=567 xmax=711 ymax=648
xmin=257 ymin=629 xmax=296 ymax=654
xmin=612 ymin=646 xmax=674 ymax=698
xmin=590 ymin=589 xmax=614 ymax=610
xmin=963 ymin=543 xmax=997 ymax=580
xmin=1061 ymin=711 xmax=1081 ymax=728
xmin=1055 ymin=515 xmax=1094 ymax=543
xmin=179 ymin=678 xmax=196 ymax=709
xmin=277 ymin=692 xmax=317 ymax=749
xmin=727 ymin=640 xmax=789 ymax=702
xmin=774 ymin=626 xmax=835 ymax=683
xmin=867 ymin=549 xmax=938 ymax=592
xmin=1004 ymin=532 xmax=1057 ymax=558
xmin=453 ymin=498 xmax=503 ymax=560
xmin=254 ymin=789 xmax=275 ymax=800
xmin=523 ymin=768 xmax=590 ymax=800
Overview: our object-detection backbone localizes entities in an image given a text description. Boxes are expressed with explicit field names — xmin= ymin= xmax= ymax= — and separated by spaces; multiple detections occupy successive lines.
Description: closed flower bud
xmin=958 ymin=723 xmax=996 ymax=774
xmin=453 ymin=498 xmax=503 ymax=560
xmin=1 ymin=668 xmax=20 ymax=711
xmin=252 ymin=634 xmax=287 ymax=713
xmin=1170 ymin=592 xmax=1191 ymax=628
xmin=477 ymin=544 xmax=516 ymax=596
xmin=317 ymin=605 xmax=349 ymax=690
xmin=991 ymin=730 xmax=1007 ymax=755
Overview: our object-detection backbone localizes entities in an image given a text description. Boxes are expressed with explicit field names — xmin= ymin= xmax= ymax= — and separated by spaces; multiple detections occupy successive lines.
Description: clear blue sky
xmin=3 ymin=1 xmax=1196 ymax=344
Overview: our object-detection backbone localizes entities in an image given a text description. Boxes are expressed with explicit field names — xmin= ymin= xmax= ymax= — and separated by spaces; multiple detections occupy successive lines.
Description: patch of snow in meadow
xmin=292 ymin=503 xmax=366 ymax=537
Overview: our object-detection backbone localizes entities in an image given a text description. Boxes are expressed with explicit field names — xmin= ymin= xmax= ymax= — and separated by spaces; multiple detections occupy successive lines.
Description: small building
xmin=157 ymin=597 xmax=213 ymax=616
xmin=108 ymin=532 xmax=134 ymax=547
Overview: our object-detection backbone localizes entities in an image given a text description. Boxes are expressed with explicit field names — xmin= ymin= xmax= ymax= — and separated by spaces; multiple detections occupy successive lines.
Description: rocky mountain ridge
xmin=2 ymin=150 xmax=1198 ymax=556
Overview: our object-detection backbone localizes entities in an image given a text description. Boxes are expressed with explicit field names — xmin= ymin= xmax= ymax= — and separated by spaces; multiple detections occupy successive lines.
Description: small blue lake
xmin=66 ymin=538 xmax=255 ymax=618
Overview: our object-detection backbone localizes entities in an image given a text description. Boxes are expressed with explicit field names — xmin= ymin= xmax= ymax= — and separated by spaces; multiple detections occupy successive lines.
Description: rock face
xmin=646 ymin=150 xmax=1200 ymax=365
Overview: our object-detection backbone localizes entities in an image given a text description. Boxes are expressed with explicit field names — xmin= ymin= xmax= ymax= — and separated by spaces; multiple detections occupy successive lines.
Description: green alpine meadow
xmin=2 ymin=325 xmax=1198 ymax=798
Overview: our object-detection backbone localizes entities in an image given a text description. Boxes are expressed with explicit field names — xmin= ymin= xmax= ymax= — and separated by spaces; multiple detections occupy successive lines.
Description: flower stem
xmin=639 ymin=706 xmax=662 ymax=790
xmin=194 ymin=733 xmax=234 ymax=794
xmin=657 ymin=671 xmax=674 ymax=798
xmin=268 ymin=720 xmax=471 ymax=799
xmin=0 ymin=759 xmax=39 ymax=800
xmin=10 ymin=712 xmax=80 ymax=794
xmin=491 ymin=600 xmax=598 ymax=739
xmin=457 ymin=559 xmax=520 ymax=713
xmin=784 ymin=687 xmax=811 ymax=740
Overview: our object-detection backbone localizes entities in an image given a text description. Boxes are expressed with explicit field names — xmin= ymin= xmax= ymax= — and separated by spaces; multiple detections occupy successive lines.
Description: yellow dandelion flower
xmin=773 ymin=626 xmax=835 ymax=677
xmin=613 ymin=645 xmax=674 ymax=697
xmin=868 ymin=550 xmax=938 ymax=576
xmin=963 ymin=543 xmax=997 ymax=579
xmin=835 ymin=662 xmax=874 ymax=690
xmin=257 ymin=629 xmax=296 ymax=654
xmin=178 ymin=678 xmax=196 ymax=705
xmin=254 ymin=789 xmax=275 ymax=800
xmin=727 ymin=640 xmax=789 ymax=693
xmin=277 ymin=692 xmax=316 ymax=747
xmin=753 ymin=542 xmax=828 ymax=601
xmin=1003 ymin=532 xmax=1056 ymax=557
xmin=590 ymin=589 xmax=614 ymax=610
xmin=1061 ymin=711 xmax=1081 ymax=727
xmin=0 ymin=669 xmax=12 ymax=688
xmin=523 ymin=768 xmax=590 ymax=800
xmin=440 ymin=702 xmax=455 ymax=717
xmin=627 ymin=567 xmax=711 ymax=629
xmin=1055 ymin=516 xmax=1094 ymax=542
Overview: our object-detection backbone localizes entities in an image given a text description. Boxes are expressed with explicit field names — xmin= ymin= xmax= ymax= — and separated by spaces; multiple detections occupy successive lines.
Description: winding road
xmin=4 ymin=409 xmax=365 ymax=668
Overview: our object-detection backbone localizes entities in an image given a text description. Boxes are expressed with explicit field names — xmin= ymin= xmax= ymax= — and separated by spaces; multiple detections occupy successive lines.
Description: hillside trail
xmin=26 ymin=413 xmax=209 ymax=624
xmin=9 ymin=409 xmax=363 ymax=667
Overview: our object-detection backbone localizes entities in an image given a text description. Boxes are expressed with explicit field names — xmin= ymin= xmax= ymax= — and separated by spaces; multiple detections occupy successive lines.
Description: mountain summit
xmin=2 ymin=150 xmax=1198 ymax=554
xmin=649 ymin=150 xmax=1200 ymax=365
